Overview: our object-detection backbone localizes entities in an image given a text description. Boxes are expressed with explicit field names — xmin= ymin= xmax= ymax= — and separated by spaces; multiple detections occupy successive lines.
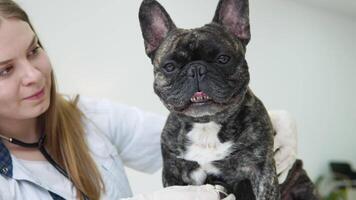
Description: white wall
xmin=16 ymin=0 xmax=356 ymax=195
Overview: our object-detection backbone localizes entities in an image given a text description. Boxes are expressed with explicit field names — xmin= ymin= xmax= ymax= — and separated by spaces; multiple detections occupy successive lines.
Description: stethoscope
xmin=0 ymin=133 xmax=89 ymax=200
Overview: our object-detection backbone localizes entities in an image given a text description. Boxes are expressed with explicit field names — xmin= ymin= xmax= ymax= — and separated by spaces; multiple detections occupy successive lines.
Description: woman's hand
xmin=122 ymin=184 xmax=235 ymax=200
xmin=269 ymin=110 xmax=298 ymax=184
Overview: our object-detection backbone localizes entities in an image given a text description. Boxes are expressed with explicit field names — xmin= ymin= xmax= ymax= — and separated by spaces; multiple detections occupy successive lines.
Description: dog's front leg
xmin=254 ymin=161 xmax=280 ymax=200
xmin=161 ymin=144 xmax=200 ymax=187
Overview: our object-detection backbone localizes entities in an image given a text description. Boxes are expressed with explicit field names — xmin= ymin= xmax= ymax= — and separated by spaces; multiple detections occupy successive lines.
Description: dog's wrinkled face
xmin=139 ymin=0 xmax=251 ymax=119
xmin=153 ymin=26 xmax=250 ymax=118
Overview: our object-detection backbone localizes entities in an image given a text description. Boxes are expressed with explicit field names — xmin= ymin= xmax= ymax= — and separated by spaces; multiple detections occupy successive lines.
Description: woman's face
xmin=0 ymin=18 xmax=52 ymax=121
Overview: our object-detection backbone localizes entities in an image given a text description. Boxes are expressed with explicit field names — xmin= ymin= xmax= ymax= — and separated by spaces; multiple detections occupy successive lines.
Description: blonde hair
xmin=0 ymin=1 xmax=104 ymax=199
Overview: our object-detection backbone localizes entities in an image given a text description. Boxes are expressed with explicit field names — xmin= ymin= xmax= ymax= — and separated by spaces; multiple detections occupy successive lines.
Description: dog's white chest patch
xmin=182 ymin=122 xmax=233 ymax=184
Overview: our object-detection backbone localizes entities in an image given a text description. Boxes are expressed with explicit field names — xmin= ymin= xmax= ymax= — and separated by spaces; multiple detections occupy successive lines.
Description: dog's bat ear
xmin=139 ymin=0 xmax=176 ymax=58
xmin=212 ymin=0 xmax=250 ymax=46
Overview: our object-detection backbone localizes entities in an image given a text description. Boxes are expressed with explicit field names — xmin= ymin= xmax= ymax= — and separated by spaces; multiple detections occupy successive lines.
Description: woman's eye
xmin=0 ymin=66 xmax=13 ymax=77
xmin=28 ymin=45 xmax=41 ymax=57
xmin=163 ymin=63 xmax=176 ymax=73
xmin=216 ymin=55 xmax=231 ymax=64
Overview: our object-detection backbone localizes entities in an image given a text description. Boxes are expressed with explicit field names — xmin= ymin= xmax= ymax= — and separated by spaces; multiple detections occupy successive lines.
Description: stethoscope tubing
xmin=0 ymin=134 xmax=89 ymax=200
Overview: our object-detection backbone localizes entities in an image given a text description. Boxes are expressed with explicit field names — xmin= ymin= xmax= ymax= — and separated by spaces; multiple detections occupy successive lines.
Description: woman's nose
xmin=20 ymin=60 xmax=42 ymax=86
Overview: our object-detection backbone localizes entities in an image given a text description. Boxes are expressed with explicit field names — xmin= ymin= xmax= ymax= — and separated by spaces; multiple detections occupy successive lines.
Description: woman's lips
xmin=24 ymin=88 xmax=45 ymax=100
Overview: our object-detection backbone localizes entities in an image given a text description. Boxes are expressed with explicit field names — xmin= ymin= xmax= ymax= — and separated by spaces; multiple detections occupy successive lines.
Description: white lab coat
xmin=0 ymin=96 xmax=166 ymax=200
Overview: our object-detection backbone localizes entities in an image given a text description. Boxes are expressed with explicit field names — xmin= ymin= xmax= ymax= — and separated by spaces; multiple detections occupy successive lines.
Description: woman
xmin=0 ymin=0 xmax=297 ymax=199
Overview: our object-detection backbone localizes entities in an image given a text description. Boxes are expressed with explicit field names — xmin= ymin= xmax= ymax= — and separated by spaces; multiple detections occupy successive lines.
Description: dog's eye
xmin=163 ymin=63 xmax=176 ymax=73
xmin=217 ymin=55 xmax=231 ymax=64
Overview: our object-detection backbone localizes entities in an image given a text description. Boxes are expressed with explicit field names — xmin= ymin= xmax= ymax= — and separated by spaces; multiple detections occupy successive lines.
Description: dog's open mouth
xmin=190 ymin=91 xmax=212 ymax=103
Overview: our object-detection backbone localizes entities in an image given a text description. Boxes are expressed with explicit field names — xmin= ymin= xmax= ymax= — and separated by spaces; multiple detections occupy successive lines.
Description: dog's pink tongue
xmin=193 ymin=91 xmax=207 ymax=98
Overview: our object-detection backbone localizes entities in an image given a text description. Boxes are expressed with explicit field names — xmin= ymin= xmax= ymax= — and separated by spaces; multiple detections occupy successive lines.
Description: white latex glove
xmin=122 ymin=185 xmax=235 ymax=200
xmin=269 ymin=110 xmax=298 ymax=184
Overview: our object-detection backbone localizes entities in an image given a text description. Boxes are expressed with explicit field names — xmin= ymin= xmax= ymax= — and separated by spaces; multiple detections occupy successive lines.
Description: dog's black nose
xmin=187 ymin=63 xmax=207 ymax=80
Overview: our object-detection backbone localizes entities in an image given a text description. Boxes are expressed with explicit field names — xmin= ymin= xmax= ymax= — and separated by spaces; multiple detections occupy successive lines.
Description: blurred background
xmin=16 ymin=0 xmax=356 ymax=199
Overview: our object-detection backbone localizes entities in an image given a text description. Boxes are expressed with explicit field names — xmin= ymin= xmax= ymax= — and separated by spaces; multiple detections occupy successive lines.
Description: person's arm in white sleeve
xmin=105 ymin=101 xmax=166 ymax=173
xmin=77 ymin=96 xmax=166 ymax=173
xmin=269 ymin=110 xmax=298 ymax=184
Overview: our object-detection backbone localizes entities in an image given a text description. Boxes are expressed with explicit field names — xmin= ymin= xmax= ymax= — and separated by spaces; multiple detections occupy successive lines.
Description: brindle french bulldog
xmin=138 ymin=0 xmax=319 ymax=199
